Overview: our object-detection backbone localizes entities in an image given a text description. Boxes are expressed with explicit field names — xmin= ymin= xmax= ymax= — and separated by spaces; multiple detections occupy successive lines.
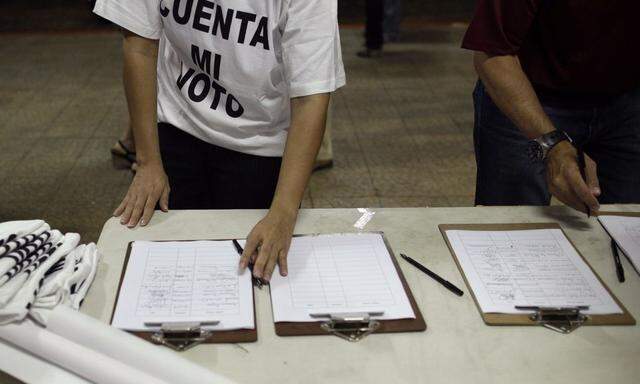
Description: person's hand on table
xmin=113 ymin=162 xmax=170 ymax=228
xmin=239 ymin=207 xmax=297 ymax=282
xmin=546 ymin=141 xmax=601 ymax=214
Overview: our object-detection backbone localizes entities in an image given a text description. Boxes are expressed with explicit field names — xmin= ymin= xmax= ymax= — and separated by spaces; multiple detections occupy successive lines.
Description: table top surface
xmin=83 ymin=205 xmax=640 ymax=384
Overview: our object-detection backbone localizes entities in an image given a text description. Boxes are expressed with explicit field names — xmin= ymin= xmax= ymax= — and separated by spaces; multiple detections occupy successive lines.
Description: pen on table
xmin=576 ymin=147 xmax=591 ymax=218
xmin=610 ymin=239 xmax=625 ymax=283
xmin=400 ymin=253 xmax=464 ymax=297
xmin=232 ymin=239 xmax=265 ymax=288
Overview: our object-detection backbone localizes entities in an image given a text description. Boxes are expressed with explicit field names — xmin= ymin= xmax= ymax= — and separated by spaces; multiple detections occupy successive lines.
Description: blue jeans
xmin=473 ymin=81 xmax=640 ymax=206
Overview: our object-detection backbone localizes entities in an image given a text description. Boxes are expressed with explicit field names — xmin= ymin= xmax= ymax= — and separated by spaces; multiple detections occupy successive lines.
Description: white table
xmin=82 ymin=206 xmax=640 ymax=384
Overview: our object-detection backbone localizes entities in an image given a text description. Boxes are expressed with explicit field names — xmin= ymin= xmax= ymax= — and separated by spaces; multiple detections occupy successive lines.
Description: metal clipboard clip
xmin=515 ymin=306 xmax=589 ymax=334
xmin=143 ymin=320 xmax=219 ymax=351
xmin=310 ymin=311 xmax=383 ymax=342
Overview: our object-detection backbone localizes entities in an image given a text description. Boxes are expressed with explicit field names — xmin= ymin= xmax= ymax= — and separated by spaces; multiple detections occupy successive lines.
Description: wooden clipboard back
xmin=438 ymin=223 xmax=636 ymax=327
xmin=598 ymin=211 xmax=640 ymax=219
xmin=274 ymin=232 xmax=427 ymax=337
xmin=110 ymin=241 xmax=258 ymax=344
xmin=597 ymin=210 xmax=640 ymax=277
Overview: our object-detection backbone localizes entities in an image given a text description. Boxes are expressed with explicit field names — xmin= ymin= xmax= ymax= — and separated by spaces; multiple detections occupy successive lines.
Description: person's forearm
xmin=122 ymin=31 xmax=161 ymax=166
xmin=271 ymin=93 xmax=330 ymax=215
xmin=473 ymin=51 xmax=555 ymax=139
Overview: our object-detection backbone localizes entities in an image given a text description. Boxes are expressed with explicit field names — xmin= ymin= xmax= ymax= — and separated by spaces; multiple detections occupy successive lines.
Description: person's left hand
xmin=239 ymin=208 xmax=297 ymax=282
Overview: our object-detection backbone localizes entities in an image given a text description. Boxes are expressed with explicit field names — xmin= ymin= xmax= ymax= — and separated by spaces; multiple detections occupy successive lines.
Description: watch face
xmin=527 ymin=141 xmax=544 ymax=162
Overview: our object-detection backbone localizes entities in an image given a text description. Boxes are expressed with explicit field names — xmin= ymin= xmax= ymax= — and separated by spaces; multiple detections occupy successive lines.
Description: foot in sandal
xmin=110 ymin=139 xmax=137 ymax=171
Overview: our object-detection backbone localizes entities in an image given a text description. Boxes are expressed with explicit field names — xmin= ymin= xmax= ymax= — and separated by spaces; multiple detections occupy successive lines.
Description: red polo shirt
xmin=462 ymin=0 xmax=640 ymax=106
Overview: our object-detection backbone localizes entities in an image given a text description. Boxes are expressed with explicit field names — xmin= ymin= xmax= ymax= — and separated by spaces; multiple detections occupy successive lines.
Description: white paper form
xmin=599 ymin=215 xmax=640 ymax=275
xmin=444 ymin=229 xmax=622 ymax=315
xmin=269 ymin=233 xmax=415 ymax=322
xmin=111 ymin=241 xmax=254 ymax=331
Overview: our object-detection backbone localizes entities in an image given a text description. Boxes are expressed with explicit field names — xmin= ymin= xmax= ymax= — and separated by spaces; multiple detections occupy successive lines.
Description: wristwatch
xmin=527 ymin=130 xmax=572 ymax=162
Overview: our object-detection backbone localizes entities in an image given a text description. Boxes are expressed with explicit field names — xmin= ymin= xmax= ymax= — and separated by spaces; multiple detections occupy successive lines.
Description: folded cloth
xmin=0 ymin=233 xmax=80 ymax=324
xmin=0 ymin=223 xmax=50 ymax=257
xmin=34 ymin=246 xmax=83 ymax=308
xmin=0 ymin=230 xmax=53 ymax=276
xmin=0 ymin=236 xmax=55 ymax=287
xmin=0 ymin=243 xmax=54 ymax=303
xmin=34 ymin=243 xmax=100 ymax=311
xmin=0 ymin=231 xmax=62 ymax=304
xmin=0 ymin=220 xmax=46 ymax=247
xmin=67 ymin=243 xmax=100 ymax=310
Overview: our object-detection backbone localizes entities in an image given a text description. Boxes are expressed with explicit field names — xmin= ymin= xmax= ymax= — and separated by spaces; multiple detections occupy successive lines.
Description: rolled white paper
xmin=0 ymin=340 xmax=89 ymax=384
xmin=0 ymin=318 xmax=168 ymax=384
xmin=39 ymin=306 xmax=235 ymax=384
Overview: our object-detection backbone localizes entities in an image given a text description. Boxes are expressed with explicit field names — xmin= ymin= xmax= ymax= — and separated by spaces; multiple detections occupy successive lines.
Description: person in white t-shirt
xmin=93 ymin=0 xmax=346 ymax=281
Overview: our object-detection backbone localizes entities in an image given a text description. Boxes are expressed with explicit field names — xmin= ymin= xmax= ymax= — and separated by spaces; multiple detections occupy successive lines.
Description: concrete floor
xmin=0 ymin=26 xmax=477 ymax=243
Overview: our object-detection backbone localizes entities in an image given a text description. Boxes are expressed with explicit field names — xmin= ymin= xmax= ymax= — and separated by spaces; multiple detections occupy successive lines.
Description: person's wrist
xmin=136 ymin=155 xmax=163 ymax=169
xmin=546 ymin=140 xmax=575 ymax=163
xmin=269 ymin=200 xmax=299 ymax=221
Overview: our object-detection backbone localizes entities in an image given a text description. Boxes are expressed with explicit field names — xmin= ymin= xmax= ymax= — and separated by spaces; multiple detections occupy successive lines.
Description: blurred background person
xmin=358 ymin=0 xmax=384 ymax=58
xmin=384 ymin=0 xmax=402 ymax=43
xmin=464 ymin=0 xmax=640 ymax=213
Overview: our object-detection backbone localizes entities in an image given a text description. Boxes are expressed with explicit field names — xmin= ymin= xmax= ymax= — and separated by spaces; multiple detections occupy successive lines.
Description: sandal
xmin=110 ymin=140 xmax=137 ymax=171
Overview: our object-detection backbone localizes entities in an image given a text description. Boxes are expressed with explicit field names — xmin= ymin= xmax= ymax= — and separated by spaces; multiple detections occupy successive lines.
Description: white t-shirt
xmin=94 ymin=0 xmax=346 ymax=156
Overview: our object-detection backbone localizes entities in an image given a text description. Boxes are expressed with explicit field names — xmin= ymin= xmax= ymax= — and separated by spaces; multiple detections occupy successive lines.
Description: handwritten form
xmin=111 ymin=241 xmax=254 ymax=331
xmin=444 ymin=229 xmax=621 ymax=315
xmin=599 ymin=215 xmax=640 ymax=275
xmin=269 ymin=233 xmax=415 ymax=322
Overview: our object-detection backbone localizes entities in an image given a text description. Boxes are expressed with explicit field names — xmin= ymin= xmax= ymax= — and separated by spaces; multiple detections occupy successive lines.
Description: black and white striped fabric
xmin=0 ymin=220 xmax=100 ymax=325
xmin=34 ymin=243 xmax=100 ymax=312
xmin=0 ymin=220 xmax=47 ymax=251
xmin=0 ymin=231 xmax=59 ymax=285
xmin=0 ymin=226 xmax=50 ymax=259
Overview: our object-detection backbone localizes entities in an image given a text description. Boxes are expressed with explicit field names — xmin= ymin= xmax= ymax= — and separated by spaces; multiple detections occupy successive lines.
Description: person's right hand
xmin=545 ymin=141 xmax=601 ymax=214
xmin=113 ymin=162 xmax=170 ymax=228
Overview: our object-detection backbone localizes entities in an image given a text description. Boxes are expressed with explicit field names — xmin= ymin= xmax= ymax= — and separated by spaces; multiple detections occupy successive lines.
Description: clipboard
xmin=597 ymin=211 xmax=640 ymax=275
xmin=273 ymin=232 xmax=427 ymax=338
xmin=438 ymin=223 xmax=636 ymax=328
xmin=110 ymin=240 xmax=258 ymax=347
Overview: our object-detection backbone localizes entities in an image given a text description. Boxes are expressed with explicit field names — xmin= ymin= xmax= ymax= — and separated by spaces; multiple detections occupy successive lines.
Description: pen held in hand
xmin=400 ymin=253 xmax=464 ymax=297
xmin=232 ymin=239 xmax=265 ymax=288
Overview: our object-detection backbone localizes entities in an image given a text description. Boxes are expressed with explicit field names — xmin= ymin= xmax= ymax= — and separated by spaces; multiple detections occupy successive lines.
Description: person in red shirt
xmin=462 ymin=0 xmax=640 ymax=213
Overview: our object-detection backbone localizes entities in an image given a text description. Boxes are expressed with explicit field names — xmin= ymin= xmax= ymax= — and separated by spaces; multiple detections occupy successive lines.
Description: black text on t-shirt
xmin=161 ymin=0 xmax=274 ymax=119
xmin=176 ymin=45 xmax=244 ymax=118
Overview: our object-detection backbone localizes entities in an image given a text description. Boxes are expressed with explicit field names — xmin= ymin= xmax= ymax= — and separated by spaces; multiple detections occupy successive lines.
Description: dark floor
xmin=0 ymin=0 xmax=474 ymax=32
xmin=0 ymin=24 xmax=476 ymax=243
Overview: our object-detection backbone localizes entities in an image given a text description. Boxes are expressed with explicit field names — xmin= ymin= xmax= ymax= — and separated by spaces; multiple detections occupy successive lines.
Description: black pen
xmin=576 ymin=147 xmax=591 ymax=218
xmin=400 ymin=253 xmax=464 ymax=297
xmin=232 ymin=239 xmax=265 ymax=288
xmin=610 ymin=239 xmax=625 ymax=283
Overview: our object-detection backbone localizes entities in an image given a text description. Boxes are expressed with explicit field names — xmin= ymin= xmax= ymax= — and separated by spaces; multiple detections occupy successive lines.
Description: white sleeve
xmin=281 ymin=0 xmax=346 ymax=98
xmin=93 ymin=0 xmax=163 ymax=40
